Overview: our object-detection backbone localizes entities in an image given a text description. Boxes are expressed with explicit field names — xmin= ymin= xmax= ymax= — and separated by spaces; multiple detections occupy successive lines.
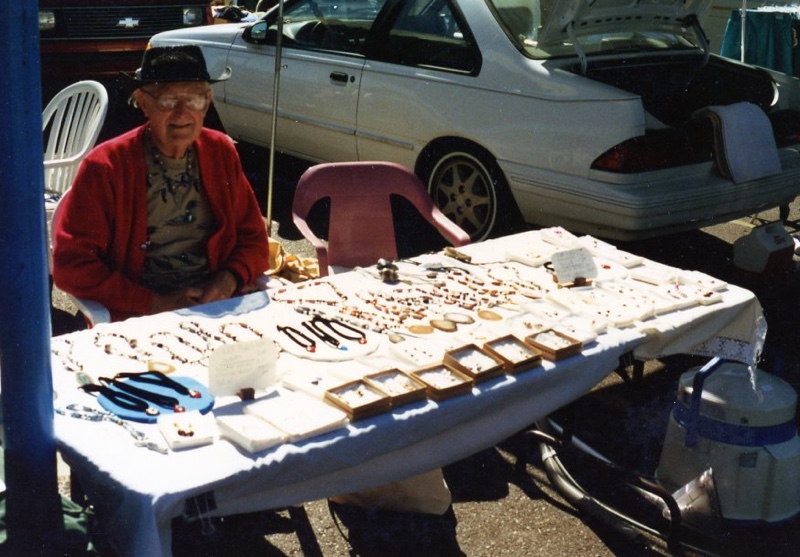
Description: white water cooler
xmin=657 ymin=359 xmax=800 ymax=524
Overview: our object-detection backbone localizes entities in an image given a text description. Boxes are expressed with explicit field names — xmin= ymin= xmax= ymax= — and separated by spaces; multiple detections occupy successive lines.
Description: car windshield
xmin=488 ymin=0 xmax=701 ymax=59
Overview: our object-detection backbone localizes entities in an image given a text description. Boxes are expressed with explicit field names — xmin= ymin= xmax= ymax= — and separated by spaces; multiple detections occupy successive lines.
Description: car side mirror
xmin=244 ymin=21 xmax=274 ymax=44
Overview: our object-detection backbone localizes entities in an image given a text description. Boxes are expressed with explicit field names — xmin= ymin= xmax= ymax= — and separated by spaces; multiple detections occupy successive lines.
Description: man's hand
xmin=150 ymin=286 xmax=204 ymax=314
xmin=199 ymin=270 xmax=239 ymax=305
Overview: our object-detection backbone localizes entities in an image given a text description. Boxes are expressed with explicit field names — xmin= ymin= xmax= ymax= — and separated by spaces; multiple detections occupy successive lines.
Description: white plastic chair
xmin=44 ymin=81 xmax=108 ymax=272
xmin=42 ymin=80 xmax=108 ymax=199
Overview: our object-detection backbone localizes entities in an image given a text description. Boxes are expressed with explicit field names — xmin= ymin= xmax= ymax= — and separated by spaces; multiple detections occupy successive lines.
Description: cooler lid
xmin=678 ymin=363 xmax=797 ymax=427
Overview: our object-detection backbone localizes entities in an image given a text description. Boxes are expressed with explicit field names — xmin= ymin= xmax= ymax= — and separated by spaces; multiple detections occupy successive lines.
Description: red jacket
xmin=53 ymin=125 xmax=269 ymax=321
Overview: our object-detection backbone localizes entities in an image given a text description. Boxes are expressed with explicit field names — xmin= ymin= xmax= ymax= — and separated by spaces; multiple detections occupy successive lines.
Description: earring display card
xmin=482 ymin=335 xmax=542 ymax=374
xmin=216 ymin=414 xmax=288 ymax=454
xmin=158 ymin=410 xmax=217 ymax=451
xmin=411 ymin=364 xmax=473 ymax=401
xmin=324 ymin=379 xmax=392 ymax=421
xmin=364 ymin=369 xmax=428 ymax=407
xmin=244 ymin=388 xmax=349 ymax=441
xmin=524 ymin=329 xmax=582 ymax=361
xmin=443 ymin=344 xmax=505 ymax=383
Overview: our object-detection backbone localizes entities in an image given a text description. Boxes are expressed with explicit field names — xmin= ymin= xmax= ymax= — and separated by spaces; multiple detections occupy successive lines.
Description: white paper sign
xmin=208 ymin=339 xmax=278 ymax=396
xmin=551 ymin=247 xmax=597 ymax=284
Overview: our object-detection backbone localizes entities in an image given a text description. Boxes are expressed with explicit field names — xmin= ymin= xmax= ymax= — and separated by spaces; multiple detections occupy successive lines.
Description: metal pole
xmin=0 ymin=0 xmax=64 ymax=553
xmin=266 ymin=0 xmax=285 ymax=228
xmin=740 ymin=2 xmax=747 ymax=63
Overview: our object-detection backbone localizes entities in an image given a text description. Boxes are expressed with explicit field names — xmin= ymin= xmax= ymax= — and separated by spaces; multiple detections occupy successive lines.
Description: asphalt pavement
xmin=50 ymin=121 xmax=800 ymax=556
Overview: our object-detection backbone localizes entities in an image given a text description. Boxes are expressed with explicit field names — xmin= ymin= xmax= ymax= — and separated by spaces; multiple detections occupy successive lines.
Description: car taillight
xmin=591 ymin=130 xmax=712 ymax=173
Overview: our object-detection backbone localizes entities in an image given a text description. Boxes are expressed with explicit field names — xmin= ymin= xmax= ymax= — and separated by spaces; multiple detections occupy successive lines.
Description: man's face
xmin=135 ymin=82 xmax=211 ymax=157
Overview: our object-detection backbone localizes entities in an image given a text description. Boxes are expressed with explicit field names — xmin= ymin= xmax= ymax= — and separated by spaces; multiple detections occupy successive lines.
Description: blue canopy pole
xmin=0 ymin=0 xmax=65 ymax=552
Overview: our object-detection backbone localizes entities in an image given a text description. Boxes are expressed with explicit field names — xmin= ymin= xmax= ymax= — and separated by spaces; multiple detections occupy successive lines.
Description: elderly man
xmin=53 ymin=45 xmax=269 ymax=322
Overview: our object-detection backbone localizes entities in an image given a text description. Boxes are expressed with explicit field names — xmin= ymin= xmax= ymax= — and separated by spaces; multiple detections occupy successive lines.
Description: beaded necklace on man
xmin=140 ymin=129 xmax=216 ymax=293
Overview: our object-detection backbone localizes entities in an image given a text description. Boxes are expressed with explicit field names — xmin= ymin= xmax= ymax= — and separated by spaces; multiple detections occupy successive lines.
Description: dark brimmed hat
xmin=122 ymin=45 xmax=232 ymax=87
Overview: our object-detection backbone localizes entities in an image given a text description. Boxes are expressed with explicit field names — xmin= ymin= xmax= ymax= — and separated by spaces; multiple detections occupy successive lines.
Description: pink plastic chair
xmin=292 ymin=161 xmax=471 ymax=276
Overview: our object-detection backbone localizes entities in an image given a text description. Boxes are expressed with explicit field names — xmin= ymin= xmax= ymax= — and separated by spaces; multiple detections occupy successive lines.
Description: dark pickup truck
xmin=39 ymin=0 xmax=212 ymax=99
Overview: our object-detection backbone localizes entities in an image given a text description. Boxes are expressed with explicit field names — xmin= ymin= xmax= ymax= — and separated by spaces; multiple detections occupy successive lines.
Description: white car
xmin=150 ymin=0 xmax=800 ymax=242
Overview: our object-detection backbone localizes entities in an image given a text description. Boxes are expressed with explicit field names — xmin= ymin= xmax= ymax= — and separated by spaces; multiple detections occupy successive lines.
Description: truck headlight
xmin=183 ymin=7 xmax=204 ymax=26
xmin=39 ymin=10 xmax=56 ymax=31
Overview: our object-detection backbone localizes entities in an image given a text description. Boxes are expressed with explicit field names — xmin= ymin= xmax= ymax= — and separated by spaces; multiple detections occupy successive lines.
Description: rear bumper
xmin=504 ymin=149 xmax=800 ymax=241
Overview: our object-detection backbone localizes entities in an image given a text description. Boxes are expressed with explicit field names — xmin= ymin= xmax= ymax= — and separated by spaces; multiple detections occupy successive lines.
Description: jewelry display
xmin=174 ymin=421 xmax=195 ymax=437
xmin=412 ymin=365 xmax=473 ymax=400
xmin=376 ymin=258 xmax=400 ymax=283
xmin=302 ymin=320 xmax=342 ymax=349
xmin=56 ymin=404 xmax=167 ymax=453
xmin=50 ymin=227 xmax=741 ymax=448
xmin=147 ymin=331 xmax=207 ymax=365
xmin=325 ymin=379 xmax=388 ymax=416
xmin=220 ymin=322 xmax=265 ymax=342
xmin=364 ymin=369 xmax=428 ymax=406
xmin=443 ymin=312 xmax=475 ymax=324
xmin=95 ymin=331 xmax=141 ymax=361
xmin=215 ymin=414 xmax=288 ymax=454
xmin=678 ymin=270 xmax=728 ymax=292
xmin=430 ymin=318 xmax=458 ymax=332
xmin=276 ymin=325 xmax=316 ymax=352
xmin=308 ymin=315 xmax=368 ymax=344
xmin=179 ymin=320 xmax=228 ymax=351
xmin=270 ymin=280 xmax=348 ymax=307
xmin=506 ymin=245 xmax=556 ymax=268
xmin=115 ymin=370 xmax=202 ymax=399
xmin=482 ymin=335 xmax=542 ymax=373
xmin=525 ymin=329 xmax=583 ymax=361
xmin=477 ymin=309 xmax=503 ymax=321
xmin=482 ymin=263 xmax=548 ymax=300
xmin=407 ymin=324 xmax=435 ymax=335
xmin=630 ymin=262 xmax=678 ymax=285
xmin=576 ymin=236 xmax=644 ymax=268
xmin=388 ymin=336 xmax=443 ymax=367
xmin=547 ymin=287 xmax=645 ymax=327
xmin=540 ymin=226 xmax=580 ymax=247
xmin=99 ymin=376 xmax=185 ymax=413
xmin=80 ymin=383 xmax=160 ymax=416
xmin=157 ymin=410 xmax=216 ymax=450
xmin=51 ymin=338 xmax=83 ymax=372
xmin=443 ymin=344 xmax=505 ymax=383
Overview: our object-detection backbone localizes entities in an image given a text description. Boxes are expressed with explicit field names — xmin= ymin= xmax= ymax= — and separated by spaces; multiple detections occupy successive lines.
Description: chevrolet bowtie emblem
xmin=117 ymin=17 xmax=140 ymax=29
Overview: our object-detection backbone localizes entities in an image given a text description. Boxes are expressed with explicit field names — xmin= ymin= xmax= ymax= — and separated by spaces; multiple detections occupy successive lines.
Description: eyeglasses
xmin=141 ymin=89 xmax=209 ymax=112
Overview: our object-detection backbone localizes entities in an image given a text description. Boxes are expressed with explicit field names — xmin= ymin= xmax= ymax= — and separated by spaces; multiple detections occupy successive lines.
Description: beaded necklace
xmin=145 ymin=129 xmax=200 ymax=201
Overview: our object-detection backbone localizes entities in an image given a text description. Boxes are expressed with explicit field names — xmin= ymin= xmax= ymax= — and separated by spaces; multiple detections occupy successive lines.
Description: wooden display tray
xmin=324 ymin=379 xmax=391 ymax=421
xmin=443 ymin=343 xmax=506 ymax=383
xmin=364 ymin=369 xmax=428 ymax=407
xmin=524 ymin=329 xmax=583 ymax=361
xmin=482 ymin=335 xmax=542 ymax=374
xmin=410 ymin=364 xmax=474 ymax=401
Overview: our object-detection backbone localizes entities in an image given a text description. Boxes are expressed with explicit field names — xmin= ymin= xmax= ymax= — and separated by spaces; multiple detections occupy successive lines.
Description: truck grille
xmin=54 ymin=6 xmax=194 ymax=40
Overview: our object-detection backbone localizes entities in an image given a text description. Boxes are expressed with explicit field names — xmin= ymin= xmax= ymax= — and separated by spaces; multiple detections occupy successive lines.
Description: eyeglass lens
xmin=143 ymin=89 xmax=208 ymax=112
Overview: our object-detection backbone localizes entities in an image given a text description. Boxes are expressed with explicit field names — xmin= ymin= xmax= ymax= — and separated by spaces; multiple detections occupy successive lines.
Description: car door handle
xmin=330 ymin=71 xmax=350 ymax=84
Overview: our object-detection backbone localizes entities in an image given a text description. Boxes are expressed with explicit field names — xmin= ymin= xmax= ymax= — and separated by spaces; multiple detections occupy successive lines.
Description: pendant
xmin=430 ymin=319 xmax=458 ymax=332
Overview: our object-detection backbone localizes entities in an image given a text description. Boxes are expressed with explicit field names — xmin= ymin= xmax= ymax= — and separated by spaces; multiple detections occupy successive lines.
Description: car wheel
xmin=424 ymin=146 xmax=516 ymax=242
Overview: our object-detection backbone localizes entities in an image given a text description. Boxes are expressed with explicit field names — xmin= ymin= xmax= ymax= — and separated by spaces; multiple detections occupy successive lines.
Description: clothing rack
xmin=720 ymin=4 xmax=800 ymax=76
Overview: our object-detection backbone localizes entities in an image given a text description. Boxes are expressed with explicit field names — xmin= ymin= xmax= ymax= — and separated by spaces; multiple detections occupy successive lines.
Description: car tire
xmin=422 ymin=144 xmax=520 ymax=242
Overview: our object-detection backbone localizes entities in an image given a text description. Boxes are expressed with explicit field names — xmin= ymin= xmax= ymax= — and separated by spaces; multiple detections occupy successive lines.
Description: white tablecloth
xmin=51 ymin=230 xmax=764 ymax=557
